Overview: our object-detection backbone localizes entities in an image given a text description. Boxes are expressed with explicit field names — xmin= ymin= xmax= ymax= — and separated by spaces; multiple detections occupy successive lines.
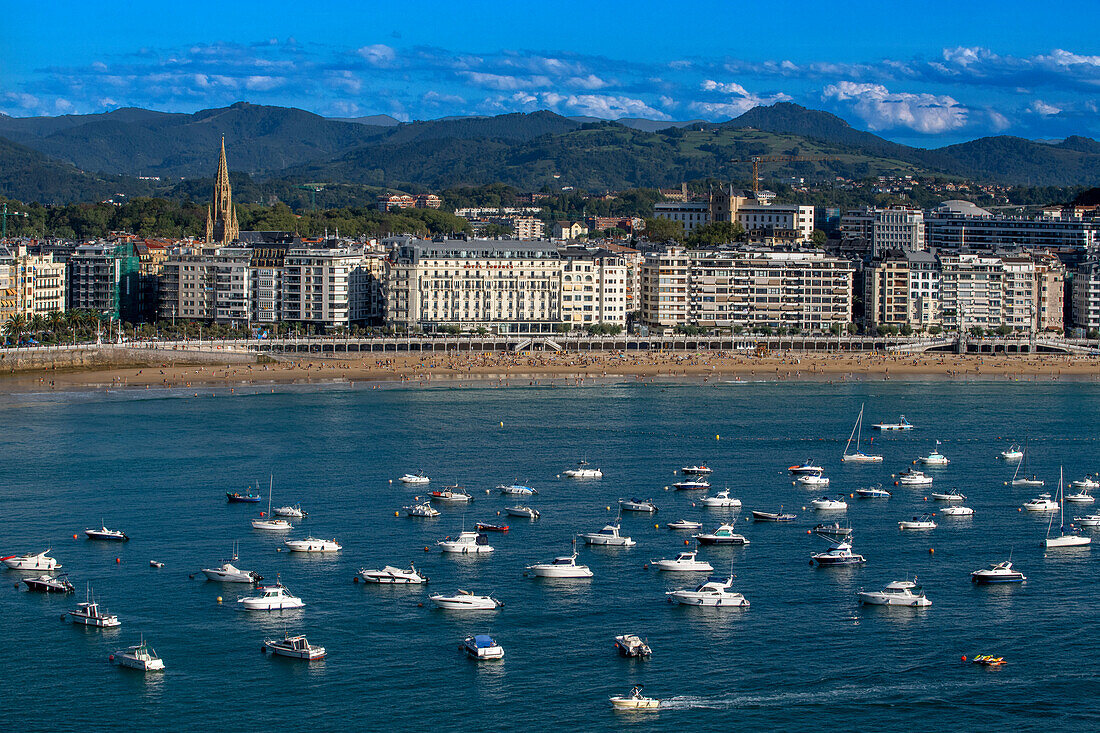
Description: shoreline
xmin=1 ymin=351 xmax=1097 ymax=394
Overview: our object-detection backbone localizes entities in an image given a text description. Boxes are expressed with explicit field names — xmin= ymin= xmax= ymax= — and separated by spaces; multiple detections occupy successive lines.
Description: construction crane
xmin=731 ymin=156 xmax=841 ymax=192
xmin=295 ymin=183 xmax=327 ymax=211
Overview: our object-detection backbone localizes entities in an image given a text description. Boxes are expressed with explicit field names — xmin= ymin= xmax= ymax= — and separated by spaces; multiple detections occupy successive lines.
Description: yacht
xmin=673 ymin=478 xmax=710 ymax=491
xmin=811 ymin=540 xmax=866 ymax=566
xmin=680 ymin=464 xmax=713 ymax=475
xmin=263 ymin=633 xmax=326 ymax=661
xmin=1044 ymin=469 xmax=1092 ymax=549
xmin=84 ymin=525 xmax=129 ymax=542
xmin=399 ymin=472 xmax=431 ymax=484
xmin=751 ymin=509 xmax=796 ymax=522
xmin=693 ymin=523 xmax=749 ymax=545
xmin=581 ymin=523 xmax=636 ymax=547
xmin=858 ymin=579 xmax=931 ymax=607
xmin=430 ymin=487 xmax=473 ymax=503
xmin=1023 ymin=493 xmax=1059 ymax=512
xmin=872 ymin=416 xmax=914 ymax=431
xmin=498 ymin=483 xmax=537 ymax=496
xmin=940 ymin=505 xmax=975 ymax=516
xmin=226 ymin=492 xmax=261 ymax=503
xmin=111 ymin=638 xmax=164 ymax=672
xmin=610 ymin=686 xmax=660 ymax=710
xmin=357 ymin=564 xmax=428 ymax=584
xmin=701 ymin=489 xmax=741 ymax=508
xmin=666 ymin=575 xmax=749 ymax=607
xmin=842 ymin=404 xmax=883 ymax=462
xmin=665 ymin=519 xmax=702 ymax=531
xmin=463 ymin=634 xmax=504 ymax=660
xmin=23 ymin=574 xmax=75 ymax=593
xmin=788 ymin=460 xmax=824 ymax=474
xmin=237 ymin=582 xmax=305 ymax=610
xmin=918 ymin=441 xmax=950 ymax=466
xmin=1074 ymin=513 xmax=1100 ymax=527
xmin=796 ymin=473 xmax=830 ymax=487
xmin=428 ymin=590 xmax=502 ymax=610
xmin=971 ymin=560 xmax=1026 ymax=584
xmin=437 ymin=531 xmax=494 ymax=554
xmin=1064 ymin=489 xmax=1095 ymax=504
xmin=897 ymin=468 xmax=933 ymax=487
xmin=2 ymin=549 xmax=61 ymax=571
xmin=856 ymin=486 xmax=892 ymax=498
xmin=202 ymin=543 xmax=261 ymax=583
xmin=931 ymin=489 xmax=966 ymax=501
xmin=252 ymin=479 xmax=293 ymax=531
xmin=1070 ymin=475 xmax=1100 ymax=491
xmin=273 ymin=504 xmax=306 ymax=518
xmin=813 ymin=521 xmax=853 ymax=541
xmin=68 ymin=587 xmax=121 ymax=627
xmin=999 ymin=444 xmax=1024 ymax=461
xmin=811 ymin=497 xmax=847 ymax=510
xmin=405 ymin=502 xmax=441 ymax=518
xmin=563 ymin=460 xmax=602 ymax=478
xmin=283 ymin=537 xmax=342 ymax=553
xmin=620 ymin=498 xmax=658 ymax=513
xmin=652 ymin=551 xmax=713 ymax=572
xmin=614 ymin=634 xmax=652 ymax=657
xmin=505 ymin=506 xmax=540 ymax=520
xmin=526 ymin=544 xmax=593 ymax=578
xmin=898 ymin=514 xmax=937 ymax=530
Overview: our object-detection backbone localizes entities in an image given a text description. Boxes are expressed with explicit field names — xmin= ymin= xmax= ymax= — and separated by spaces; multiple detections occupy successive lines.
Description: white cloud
xmin=822 ymin=81 xmax=968 ymax=133
xmin=461 ymin=72 xmax=552 ymax=91
xmin=422 ymin=90 xmax=465 ymax=107
xmin=1029 ymin=100 xmax=1062 ymax=116
xmin=357 ymin=44 xmax=395 ymax=67
xmin=693 ymin=80 xmax=791 ymax=118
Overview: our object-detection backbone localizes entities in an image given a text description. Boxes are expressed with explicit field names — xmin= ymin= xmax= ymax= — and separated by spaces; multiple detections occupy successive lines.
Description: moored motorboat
xmin=701 ymin=489 xmax=741 ymax=508
xmin=498 ymin=483 xmax=537 ymax=496
xmin=581 ymin=523 xmax=635 ymax=547
xmin=68 ymin=587 xmax=121 ymax=627
xmin=898 ymin=513 xmax=937 ymax=530
xmin=872 ymin=415 xmax=914 ymax=431
xmin=429 ymin=590 xmax=502 ymax=610
xmin=1023 ymin=493 xmax=1058 ymax=512
xmin=202 ymin=545 xmax=262 ymax=584
xmin=897 ymin=468 xmax=933 ymax=487
xmin=23 ymin=574 xmax=75 ymax=593
xmin=680 ymin=464 xmax=713 ymax=475
xmin=620 ymin=498 xmax=658 ymax=513
xmin=237 ymin=582 xmax=304 ymax=610
xmin=1069 ymin=475 xmax=1100 ymax=491
xmin=358 ymin=564 xmax=428 ymax=584
xmin=796 ymin=472 xmax=830 ymax=487
xmin=1074 ymin=513 xmax=1100 ymax=527
xmin=856 ymin=485 xmax=891 ymax=498
xmin=399 ymin=472 xmax=430 ymax=484
xmin=505 ymin=505 xmax=540 ymax=520
xmin=858 ymin=579 xmax=930 ymax=606
xmin=85 ymin=525 xmax=129 ymax=542
xmin=694 ymin=523 xmax=750 ymax=545
xmin=652 ymin=551 xmax=713 ymax=572
xmin=2 ymin=549 xmax=61 ymax=571
xmin=526 ymin=544 xmax=593 ymax=578
xmin=564 ymin=460 xmax=602 ymax=478
xmin=665 ymin=519 xmax=702 ymax=531
xmin=273 ymin=504 xmax=306 ymax=518
xmin=751 ymin=509 xmax=796 ymax=522
xmin=673 ymin=478 xmax=710 ymax=491
xmin=971 ymin=560 xmax=1026 ymax=584
xmin=264 ymin=633 xmax=326 ymax=660
xmin=666 ymin=575 xmax=749 ymax=607
xmin=811 ymin=497 xmax=847 ymax=511
xmin=475 ymin=522 xmax=509 ymax=533
xmin=430 ymin=487 xmax=473 ymax=503
xmin=226 ymin=492 xmax=261 ymax=503
xmin=463 ymin=634 xmax=504 ymax=660
xmin=283 ymin=537 xmax=341 ymax=553
xmin=1064 ymin=490 xmax=1095 ymax=504
xmin=405 ymin=502 xmax=440 ymax=518
xmin=788 ymin=460 xmax=824 ymax=474
xmin=940 ymin=505 xmax=975 ymax=516
xmin=999 ymin=444 xmax=1023 ymax=461
xmin=111 ymin=637 xmax=164 ymax=671
xmin=437 ymin=531 xmax=494 ymax=554
xmin=610 ymin=686 xmax=660 ymax=710
xmin=918 ymin=441 xmax=950 ymax=466
xmin=811 ymin=540 xmax=866 ymax=566
xmin=614 ymin=634 xmax=652 ymax=657
xmin=931 ymin=489 xmax=966 ymax=501
xmin=812 ymin=521 xmax=853 ymax=541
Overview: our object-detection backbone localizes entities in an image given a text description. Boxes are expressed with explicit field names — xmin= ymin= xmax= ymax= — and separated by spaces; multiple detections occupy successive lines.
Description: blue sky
xmin=3 ymin=0 xmax=1100 ymax=146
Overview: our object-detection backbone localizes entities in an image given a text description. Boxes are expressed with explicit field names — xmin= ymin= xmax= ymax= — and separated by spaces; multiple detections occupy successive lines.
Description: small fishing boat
xmin=872 ymin=415 xmax=914 ymax=431
xmin=429 ymin=487 xmax=473 ymax=503
xmin=918 ymin=441 xmax=950 ymax=466
xmin=68 ymin=587 xmax=121 ymax=627
xmin=701 ymin=489 xmax=741 ymax=508
xmin=999 ymin=444 xmax=1023 ymax=461
xmin=694 ymin=523 xmax=750 ymax=545
xmin=842 ymin=404 xmax=883 ymax=463
xmin=811 ymin=540 xmax=866 ymax=566
xmin=897 ymin=468 xmax=933 ymax=487
xmin=2 ymin=549 xmax=61 ymax=571
xmin=610 ymin=686 xmax=660 ymax=710
xmin=563 ymin=460 xmax=602 ymax=478
xmin=856 ymin=485 xmax=892 ymax=498
xmin=680 ymin=464 xmax=713 ymax=475
xmin=813 ymin=521 xmax=853 ymax=541
xmin=475 ymin=522 xmax=509 ymax=533
xmin=581 ymin=523 xmax=636 ymax=547
xmin=898 ymin=513 xmax=937 ymax=530
xmin=940 ymin=505 xmax=975 ymax=516
xmin=1023 ymin=493 xmax=1058 ymax=512
xmin=505 ymin=506 xmax=540 ymax=520
xmin=463 ymin=634 xmax=504 ymax=660
xmin=673 ymin=478 xmax=710 ymax=491
xmin=751 ymin=509 xmax=796 ymax=522
xmin=437 ymin=531 xmax=494 ymax=554
xmin=405 ymin=502 xmax=440 ymax=518
xmin=666 ymin=575 xmax=749 ymax=607
xmin=931 ymin=489 xmax=966 ymax=501
xmin=665 ymin=519 xmax=702 ymax=531
xmin=237 ymin=582 xmax=304 ymax=611
xmin=796 ymin=472 xmax=830 ymax=487
xmin=811 ymin=497 xmax=847 ymax=511
xmin=357 ymin=564 xmax=428 ymax=584
xmin=273 ymin=504 xmax=306 ymax=518
xmin=619 ymin=498 xmax=658 ymax=513
xmin=428 ymin=590 xmax=502 ymax=610
xmin=970 ymin=654 xmax=1006 ymax=667
xmin=23 ymin=574 xmax=75 ymax=593
xmin=226 ymin=492 xmax=262 ymax=503
xmin=264 ymin=633 xmax=326 ymax=660
xmin=858 ymin=579 xmax=931 ymax=607
xmin=84 ymin=525 xmax=129 ymax=542
xmin=283 ymin=537 xmax=342 ymax=553
xmin=971 ymin=560 xmax=1026 ymax=584
xmin=111 ymin=637 xmax=164 ymax=671
xmin=651 ymin=551 xmax=713 ymax=572
xmin=399 ymin=472 xmax=430 ymax=484
xmin=614 ymin=634 xmax=652 ymax=657
xmin=498 ymin=483 xmax=537 ymax=496
xmin=788 ymin=460 xmax=824 ymax=474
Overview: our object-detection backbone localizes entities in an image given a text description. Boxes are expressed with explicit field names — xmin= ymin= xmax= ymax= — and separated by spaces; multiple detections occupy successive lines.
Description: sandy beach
xmin=2 ymin=350 xmax=1098 ymax=393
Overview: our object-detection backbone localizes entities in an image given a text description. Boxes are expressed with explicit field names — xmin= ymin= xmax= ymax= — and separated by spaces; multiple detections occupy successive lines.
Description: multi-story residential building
xmin=559 ymin=246 xmax=629 ymax=329
xmin=248 ymin=245 xmax=285 ymax=324
xmin=415 ymin=194 xmax=442 ymax=209
xmin=1033 ymin=251 xmax=1065 ymax=333
xmin=653 ymin=201 xmax=709 ymax=234
xmin=938 ymin=253 xmax=1004 ymax=332
xmin=926 ymin=200 xmax=1100 ymax=251
xmin=840 ymin=207 xmax=925 ymax=258
xmin=385 ymin=238 xmax=562 ymax=335
xmin=639 ymin=247 xmax=690 ymax=329
xmin=68 ymin=243 xmax=148 ymax=322
xmin=1072 ymin=259 xmax=1100 ymax=332
xmin=551 ymin=221 xmax=590 ymax=240
xmin=736 ymin=203 xmax=815 ymax=243
xmin=377 ymin=194 xmax=417 ymax=211
xmin=603 ymin=242 xmax=643 ymax=315
xmin=0 ymin=252 xmax=15 ymax=323
xmin=158 ymin=246 xmax=252 ymax=325
xmin=281 ymin=245 xmax=376 ymax=329
xmin=507 ymin=216 xmax=545 ymax=240
xmin=2 ymin=245 xmax=66 ymax=316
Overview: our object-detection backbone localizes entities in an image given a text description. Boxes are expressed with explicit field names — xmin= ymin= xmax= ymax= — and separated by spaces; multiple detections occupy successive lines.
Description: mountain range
xmin=2 ymin=101 xmax=1100 ymax=204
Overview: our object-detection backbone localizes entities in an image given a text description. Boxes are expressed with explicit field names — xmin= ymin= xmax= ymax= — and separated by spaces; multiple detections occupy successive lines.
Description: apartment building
xmin=840 ymin=207 xmax=925 ymax=258
xmin=282 ymin=245 xmax=378 ymax=329
xmin=863 ymin=250 xmax=940 ymax=329
xmin=1 ymin=245 xmax=66 ymax=316
xmin=926 ymin=200 xmax=1100 ymax=251
xmin=158 ymin=246 xmax=252 ymax=325
xmin=1072 ymin=259 xmax=1100 ymax=332
xmin=559 ymin=246 xmax=629 ymax=329
xmin=639 ymin=247 xmax=690 ymax=328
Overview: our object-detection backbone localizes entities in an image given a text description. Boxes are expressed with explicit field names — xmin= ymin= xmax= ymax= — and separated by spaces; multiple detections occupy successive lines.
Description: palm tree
xmin=46 ymin=310 xmax=65 ymax=342
xmin=4 ymin=313 xmax=27 ymax=345
xmin=29 ymin=313 xmax=46 ymax=341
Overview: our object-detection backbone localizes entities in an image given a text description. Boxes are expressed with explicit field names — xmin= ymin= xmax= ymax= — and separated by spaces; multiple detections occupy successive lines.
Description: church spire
xmin=209 ymin=135 xmax=237 ymax=245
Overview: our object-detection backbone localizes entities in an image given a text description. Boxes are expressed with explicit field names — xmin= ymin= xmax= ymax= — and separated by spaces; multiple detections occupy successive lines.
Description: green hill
xmin=0 ymin=136 xmax=153 ymax=204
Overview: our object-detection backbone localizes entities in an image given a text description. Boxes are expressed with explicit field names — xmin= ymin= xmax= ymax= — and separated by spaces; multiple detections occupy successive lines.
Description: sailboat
xmin=1011 ymin=438 xmax=1044 ymax=488
xmin=842 ymin=404 xmax=883 ymax=463
xmin=252 ymin=476 xmax=293 ymax=531
xmin=1044 ymin=468 xmax=1091 ymax=549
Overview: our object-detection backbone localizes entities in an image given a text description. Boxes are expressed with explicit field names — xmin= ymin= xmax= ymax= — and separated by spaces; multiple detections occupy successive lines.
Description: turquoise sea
xmin=1 ymin=377 xmax=1099 ymax=731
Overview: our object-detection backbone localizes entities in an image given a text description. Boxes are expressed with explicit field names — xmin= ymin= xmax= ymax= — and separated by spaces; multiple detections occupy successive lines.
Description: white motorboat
xmin=2 ymin=549 xmax=61 ymax=571
xmin=918 ymin=441 xmax=950 ymax=466
xmin=971 ymin=560 xmax=1026 ymax=584
xmin=1011 ymin=438 xmax=1043 ymax=487
xmin=751 ymin=509 xmax=797 ymax=522
xmin=999 ymin=444 xmax=1024 ymax=461
xmin=111 ymin=637 xmax=164 ymax=671
xmin=273 ymin=504 xmax=306 ymax=518
xmin=429 ymin=590 xmax=502 ymax=610
xmin=23 ymin=574 xmax=75 ymax=593
xmin=1023 ymin=493 xmax=1058 ymax=512
xmin=614 ymin=634 xmax=652 ymax=657
xmin=796 ymin=473 xmax=830 ymax=487
xmin=526 ymin=544 xmax=593 ymax=578
xmin=788 ymin=460 xmax=824 ymax=474
xmin=581 ymin=523 xmax=636 ymax=547
xmin=651 ymin=551 xmax=713 ymax=572
xmin=564 ymin=460 xmax=602 ymax=478
xmin=858 ymin=579 xmax=931 ymax=606
xmin=498 ymin=483 xmax=537 ymax=496
xmin=1064 ymin=490 xmax=1095 ymax=504
xmin=68 ymin=587 xmax=121 ymax=627
xmin=898 ymin=513 xmax=937 ymax=530
xmin=693 ymin=523 xmax=749 ymax=545
xmin=811 ymin=540 xmax=866 ymax=566
xmin=1044 ymin=469 xmax=1092 ymax=549
xmin=673 ymin=478 xmax=711 ymax=490
xmin=253 ymin=478 xmax=293 ymax=531
xmin=358 ymin=564 xmax=428 ymax=584
xmin=203 ymin=561 xmax=263 ymax=583
xmin=505 ymin=505 xmax=540 ymax=520
xmin=811 ymin=497 xmax=848 ymax=511
xmin=463 ymin=634 xmax=504 ymax=660
xmin=940 ymin=505 xmax=975 ymax=516
xmin=665 ymin=519 xmax=702 ymax=531
xmin=264 ymin=633 xmax=326 ymax=660
xmin=405 ymin=502 xmax=440 ymax=518
xmin=430 ymin=486 xmax=473 ymax=503
xmin=856 ymin=486 xmax=892 ymax=498
xmin=400 ymin=472 xmax=430 ymax=484
xmin=437 ymin=530 xmax=494 ymax=554
xmin=283 ymin=537 xmax=342 ymax=553
xmin=620 ymin=498 xmax=658 ymax=513
xmin=873 ymin=415 xmax=914 ymax=431
xmin=1070 ymin=475 xmax=1100 ymax=491
xmin=842 ymin=404 xmax=883 ymax=462
xmin=610 ymin=686 xmax=660 ymax=710
xmin=85 ymin=525 xmax=129 ymax=542
xmin=680 ymin=464 xmax=713 ymax=475
xmin=931 ymin=489 xmax=966 ymax=501
xmin=237 ymin=582 xmax=305 ymax=610
xmin=666 ymin=575 xmax=749 ymax=607
xmin=813 ymin=522 xmax=853 ymax=541
xmin=897 ymin=468 xmax=933 ymax=487
xmin=701 ymin=489 xmax=741 ymax=508
xmin=1075 ymin=513 xmax=1100 ymax=527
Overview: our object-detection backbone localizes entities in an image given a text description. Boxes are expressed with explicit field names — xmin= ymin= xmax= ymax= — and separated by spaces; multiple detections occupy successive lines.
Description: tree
xmin=733 ymin=325 xmax=744 ymax=335
xmin=995 ymin=324 xmax=1013 ymax=336
xmin=899 ymin=323 xmax=913 ymax=336
xmin=829 ymin=323 xmax=842 ymax=336
xmin=811 ymin=229 xmax=827 ymax=246
xmin=642 ymin=217 xmax=684 ymax=243
xmin=969 ymin=326 xmax=985 ymax=338
xmin=1087 ymin=329 xmax=1099 ymax=340
xmin=685 ymin=221 xmax=744 ymax=247
xmin=4 ymin=313 xmax=27 ymax=345
xmin=928 ymin=325 xmax=942 ymax=336
xmin=483 ymin=222 xmax=513 ymax=238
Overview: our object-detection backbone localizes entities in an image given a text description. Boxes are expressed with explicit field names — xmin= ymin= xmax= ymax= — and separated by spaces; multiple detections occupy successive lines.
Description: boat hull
xmin=666 ymin=593 xmax=749 ymax=607
xmin=653 ymin=561 xmax=712 ymax=572
xmin=69 ymin=613 xmax=121 ymax=627
xmin=582 ymin=536 xmax=635 ymax=546
xmin=526 ymin=566 xmax=593 ymax=578
xmin=971 ymin=574 xmax=1025 ymax=584
xmin=858 ymin=594 xmax=931 ymax=607
xmin=2 ymin=555 xmax=61 ymax=571
xmin=265 ymin=643 xmax=326 ymax=660
xmin=239 ymin=599 xmax=305 ymax=611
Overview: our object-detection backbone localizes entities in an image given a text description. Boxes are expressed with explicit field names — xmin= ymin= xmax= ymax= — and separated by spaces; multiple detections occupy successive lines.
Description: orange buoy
xmin=115 ymin=558 xmax=121 ymax=564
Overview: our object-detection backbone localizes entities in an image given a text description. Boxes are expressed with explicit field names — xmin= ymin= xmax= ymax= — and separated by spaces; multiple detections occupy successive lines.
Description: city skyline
xmin=3 ymin=1 xmax=1100 ymax=146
